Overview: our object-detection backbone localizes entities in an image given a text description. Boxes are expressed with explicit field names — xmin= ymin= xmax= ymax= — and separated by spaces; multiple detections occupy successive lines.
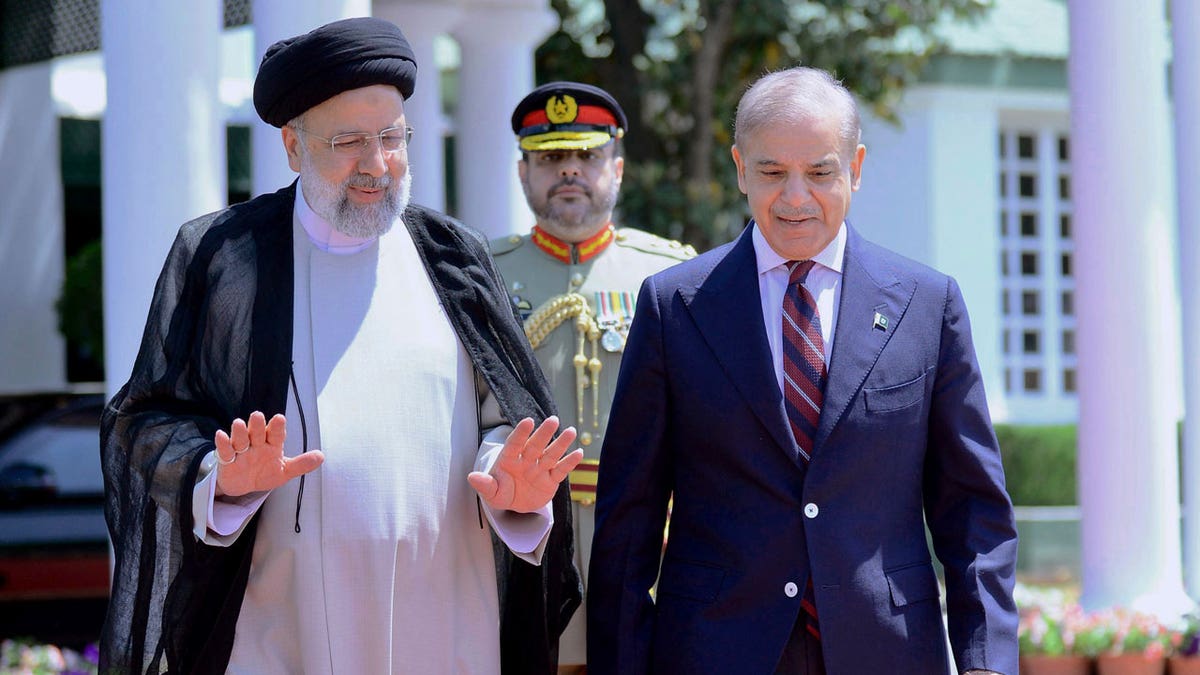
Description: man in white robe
xmin=100 ymin=17 xmax=583 ymax=674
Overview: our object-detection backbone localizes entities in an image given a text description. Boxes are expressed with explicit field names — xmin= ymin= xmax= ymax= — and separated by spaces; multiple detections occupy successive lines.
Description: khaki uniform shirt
xmin=491 ymin=225 xmax=695 ymax=664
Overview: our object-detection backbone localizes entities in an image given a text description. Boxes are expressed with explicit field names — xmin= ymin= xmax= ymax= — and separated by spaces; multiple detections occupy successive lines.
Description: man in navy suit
xmin=587 ymin=67 xmax=1018 ymax=674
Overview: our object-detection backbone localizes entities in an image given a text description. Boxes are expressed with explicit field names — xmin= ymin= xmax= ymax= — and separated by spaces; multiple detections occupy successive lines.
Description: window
xmin=999 ymin=126 xmax=1076 ymax=409
xmin=1018 ymin=134 xmax=1036 ymax=159
xmin=1021 ymin=252 xmax=1039 ymax=276
xmin=1020 ymin=212 xmax=1037 ymax=237
xmin=1023 ymin=369 xmax=1042 ymax=392
xmin=1023 ymin=331 xmax=1040 ymax=354
xmin=1019 ymin=174 xmax=1037 ymax=198
xmin=1022 ymin=291 xmax=1040 ymax=316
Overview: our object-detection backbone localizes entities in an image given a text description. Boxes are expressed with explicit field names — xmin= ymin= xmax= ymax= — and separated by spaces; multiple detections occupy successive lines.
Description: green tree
xmin=536 ymin=0 xmax=991 ymax=251
xmin=56 ymin=239 xmax=104 ymax=379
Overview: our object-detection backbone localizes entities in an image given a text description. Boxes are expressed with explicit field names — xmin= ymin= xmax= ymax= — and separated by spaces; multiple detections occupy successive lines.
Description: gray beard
xmin=300 ymin=158 xmax=412 ymax=239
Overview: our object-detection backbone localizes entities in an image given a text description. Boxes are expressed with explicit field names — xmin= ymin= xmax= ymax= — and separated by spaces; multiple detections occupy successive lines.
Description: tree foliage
xmin=536 ymin=0 xmax=991 ymax=251
xmin=56 ymin=239 xmax=103 ymax=374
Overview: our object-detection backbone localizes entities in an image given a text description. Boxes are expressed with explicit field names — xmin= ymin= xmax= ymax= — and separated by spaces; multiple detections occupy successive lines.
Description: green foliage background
xmin=55 ymin=239 xmax=103 ymax=368
xmin=536 ymin=0 xmax=992 ymax=251
xmin=995 ymin=424 xmax=1077 ymax=506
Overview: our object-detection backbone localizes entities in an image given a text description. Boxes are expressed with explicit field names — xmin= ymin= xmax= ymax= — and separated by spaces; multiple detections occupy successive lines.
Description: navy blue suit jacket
xmin=588 ymin=224 xmax=1018 ymax=674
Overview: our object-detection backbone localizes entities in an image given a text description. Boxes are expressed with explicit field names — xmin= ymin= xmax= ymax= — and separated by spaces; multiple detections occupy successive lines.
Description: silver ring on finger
xmin=235 ymin=444 xmax=250 ymax=455
xmin=217 ymin=452 xmax=236 ymax=466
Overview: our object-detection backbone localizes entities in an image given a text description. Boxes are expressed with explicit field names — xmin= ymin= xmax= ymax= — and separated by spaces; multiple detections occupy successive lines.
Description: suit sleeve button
xmin=784 ymin=582 xmax=799 ymax=597
xmin=804 ymin=503 xmax=819 ymax=518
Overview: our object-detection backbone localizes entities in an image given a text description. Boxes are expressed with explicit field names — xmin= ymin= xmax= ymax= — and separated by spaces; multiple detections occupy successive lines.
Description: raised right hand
xmin=214 ymin=411 xmax=324 ymax=497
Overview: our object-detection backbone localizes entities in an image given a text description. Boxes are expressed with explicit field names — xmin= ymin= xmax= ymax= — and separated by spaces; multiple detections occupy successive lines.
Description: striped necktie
xmin=783 ymin=260 xmax=826 ymax=462
xmin=782 ymin=259 xmax=826 ymax=642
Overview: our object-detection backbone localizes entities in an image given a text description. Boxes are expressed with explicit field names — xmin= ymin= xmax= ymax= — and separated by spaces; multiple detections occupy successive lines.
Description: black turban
xmin=253 ymin=17 xmax=418 ymax=128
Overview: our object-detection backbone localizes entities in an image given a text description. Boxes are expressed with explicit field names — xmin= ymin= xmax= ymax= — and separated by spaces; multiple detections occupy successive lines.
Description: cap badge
xmin=546 ymin=94 xmax=579 ymax=124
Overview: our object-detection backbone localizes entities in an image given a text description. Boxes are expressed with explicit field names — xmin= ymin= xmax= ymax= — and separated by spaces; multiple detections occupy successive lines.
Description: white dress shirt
xmin=752 ymin=221 xmax=847 ymax=396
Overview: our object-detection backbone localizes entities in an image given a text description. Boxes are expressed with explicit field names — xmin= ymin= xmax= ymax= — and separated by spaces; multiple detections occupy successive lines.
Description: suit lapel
xmin=814 ymin=227 xmax=916 ymax=451
xmin=680 ymin=228 xmax=799 ymax=460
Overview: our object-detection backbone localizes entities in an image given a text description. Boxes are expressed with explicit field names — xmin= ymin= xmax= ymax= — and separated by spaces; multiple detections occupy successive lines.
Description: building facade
xmin=0 ymin=0 xmax=1186 ymax=429
xmin=0 ymin=0 xmax=555 ymax=395
xmin=853 ymin=0 xmax=1181 ymax=425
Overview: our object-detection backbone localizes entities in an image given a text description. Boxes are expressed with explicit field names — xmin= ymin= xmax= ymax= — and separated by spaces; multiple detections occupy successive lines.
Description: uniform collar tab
xmin=531 ymin=224 xmax=615 ymax=264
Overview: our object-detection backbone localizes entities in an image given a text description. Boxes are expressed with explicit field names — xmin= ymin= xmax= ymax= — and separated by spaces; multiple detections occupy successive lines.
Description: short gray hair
xmin=733 ymin=67 xmax=861 ymax=160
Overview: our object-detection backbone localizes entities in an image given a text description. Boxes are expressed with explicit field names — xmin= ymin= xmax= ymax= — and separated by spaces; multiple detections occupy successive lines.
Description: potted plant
xmin=1090 ymin=607 xmax=1169 ymax=675
xmin=1019 ymin=603 xmax=1092 ymax=675
xmin=1168 ymin=612 xmax=1200 ymax=675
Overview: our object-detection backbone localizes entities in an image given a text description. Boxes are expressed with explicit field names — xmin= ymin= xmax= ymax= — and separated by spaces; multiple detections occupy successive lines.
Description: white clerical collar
xmin=294 ymin=179 xmax=379 ymax=255
xmin=752 ymin=220 xmax=847 ymax=276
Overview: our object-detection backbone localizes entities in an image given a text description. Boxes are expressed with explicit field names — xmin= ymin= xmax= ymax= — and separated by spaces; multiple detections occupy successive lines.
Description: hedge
xmin=994 ymin=424 xmax=1077 ymax=506
xmin=994 ymin=422 xmax=1187 ymax=507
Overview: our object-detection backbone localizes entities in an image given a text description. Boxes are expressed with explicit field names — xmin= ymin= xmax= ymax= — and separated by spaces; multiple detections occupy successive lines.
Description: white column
xmin=374 ymin=1 xmax=462 ymax=212
xmin=102 ymin=0 xmax=225 ymax=397
xmin=1068 ymin=0 xmax=1188 ymax=616
xmin=0 ymin=64 xmax=66 ymax=393
xmin=452 ymin=3 xmax=557 ymax=237
xmin=1174 ymin=0 xmax=1200 ymax=601
xmin=250 ymin=0 xmax=371 ymax=197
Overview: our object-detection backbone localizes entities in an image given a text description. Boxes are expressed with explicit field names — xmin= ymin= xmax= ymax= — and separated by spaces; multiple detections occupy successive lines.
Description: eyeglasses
xmin=294 ymin=125 xmax=414 ymax=156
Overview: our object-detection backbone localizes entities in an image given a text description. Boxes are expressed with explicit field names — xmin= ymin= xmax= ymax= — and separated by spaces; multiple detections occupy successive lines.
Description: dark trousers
xmin=773 ymin=611 xmax=826 ymax=675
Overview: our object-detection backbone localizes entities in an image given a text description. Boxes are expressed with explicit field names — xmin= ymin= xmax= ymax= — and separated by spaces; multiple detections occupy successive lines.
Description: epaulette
xmin=613 ymin=227 xmax=697 ymax=261
xmin=489 ymin=233 xmax=526 ymax=257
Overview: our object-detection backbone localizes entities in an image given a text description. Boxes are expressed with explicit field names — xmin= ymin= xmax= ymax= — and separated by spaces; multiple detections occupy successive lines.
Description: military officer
xmin=492 ymin=81 xmax=695 ymax=671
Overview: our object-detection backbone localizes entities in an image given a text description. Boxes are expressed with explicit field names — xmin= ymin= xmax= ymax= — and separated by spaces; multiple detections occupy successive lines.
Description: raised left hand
xmin=468 ymin=416 xmax=583 ymax=513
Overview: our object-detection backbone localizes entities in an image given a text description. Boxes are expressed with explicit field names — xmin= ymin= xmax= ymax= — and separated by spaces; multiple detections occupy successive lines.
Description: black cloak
xmin=99 ymin=183 xmax=581 ymax=674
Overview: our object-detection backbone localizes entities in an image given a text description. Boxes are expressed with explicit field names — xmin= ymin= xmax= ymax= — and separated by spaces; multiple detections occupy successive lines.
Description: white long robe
xmin=192 ymin=191 xmax=550 ymax=674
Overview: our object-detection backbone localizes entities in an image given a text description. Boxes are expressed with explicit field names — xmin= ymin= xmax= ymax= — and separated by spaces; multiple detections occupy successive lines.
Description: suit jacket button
xmin=784 ymin=581 xmax=799 ymax=597
xmin=804 ymin=503 xmax=819 ymax=518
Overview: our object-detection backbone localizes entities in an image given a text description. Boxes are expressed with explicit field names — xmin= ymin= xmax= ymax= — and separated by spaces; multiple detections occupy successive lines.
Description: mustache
xmin=774 ymin=208 xmax=821 ymax=220
xmin=548 ymin=178 xmax=591 ymax=199
xmin=346 ymin=173 xmax=393 ymax=190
